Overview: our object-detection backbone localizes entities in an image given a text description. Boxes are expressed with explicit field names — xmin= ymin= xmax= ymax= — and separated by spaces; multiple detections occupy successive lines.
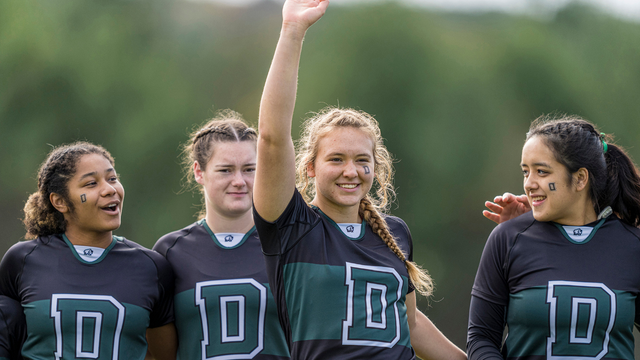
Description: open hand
xmin=282 ymin=0 xmax=329 ymax=31
xmin=483 ymin=192 xmax=531 ymax=224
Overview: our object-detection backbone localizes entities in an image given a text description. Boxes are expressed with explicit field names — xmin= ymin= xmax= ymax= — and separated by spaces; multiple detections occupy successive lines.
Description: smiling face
xmin=308 ymin=127 xmax=375 ymax=222
xmin=195 ymin=141 xmax=256 ymax=219
xmin=521 ymin=136 xmax=595 ymax=225
xmin=58 ymin=153 xmax=125 ymax=239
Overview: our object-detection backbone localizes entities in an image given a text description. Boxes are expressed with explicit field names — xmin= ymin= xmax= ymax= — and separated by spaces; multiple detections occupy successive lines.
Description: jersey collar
xmin=311 ymin=205 xmax=366 ymax=241
xmin=198 ymin=218 xmax=256 ymax=249
xmin=61 ymin=234 xmax=118 ymax=264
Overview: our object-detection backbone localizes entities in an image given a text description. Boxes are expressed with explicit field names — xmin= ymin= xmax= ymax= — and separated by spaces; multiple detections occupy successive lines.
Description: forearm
xmin=146 ymin=323 xmax=177 ymax=360
xmin=466 ymin=296 xmax=505 ymax=360
xmin=412 ymin=310 xmax=466 ymax=360
xmin=259 ymin=24 xmax=306 ymax=145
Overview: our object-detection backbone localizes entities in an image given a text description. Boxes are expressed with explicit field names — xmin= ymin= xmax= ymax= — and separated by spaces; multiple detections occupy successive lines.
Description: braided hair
xmin=296 ymin=106 xmax=433 ymax=297
xmin=181 ymin=109 xmax=258 ymax=219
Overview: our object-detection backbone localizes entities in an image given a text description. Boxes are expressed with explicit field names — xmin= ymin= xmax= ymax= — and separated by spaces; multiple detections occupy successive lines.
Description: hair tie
xmin=600 ymin=133 xmax=608 ymax=153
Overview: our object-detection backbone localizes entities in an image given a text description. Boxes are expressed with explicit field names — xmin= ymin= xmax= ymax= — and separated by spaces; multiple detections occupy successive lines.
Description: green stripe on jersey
xmin=174 ymin=283 xmax=289 ymax=359
xmin=506 ymin=285 xmax=635 ymax=359
xmin=283 ymin=262 xmax=411 ymax=348
xmin=23 ymin=298 xmax=150 ymax=360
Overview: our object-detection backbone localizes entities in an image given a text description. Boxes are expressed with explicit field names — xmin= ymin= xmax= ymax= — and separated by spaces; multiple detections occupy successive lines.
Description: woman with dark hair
xmin=153 ymin=112 xmax=290 ymax=360
xmin=468 ymin=115 xmax=640 ymax=360
xmin=0 ymin=141 xmax=176 ymax=360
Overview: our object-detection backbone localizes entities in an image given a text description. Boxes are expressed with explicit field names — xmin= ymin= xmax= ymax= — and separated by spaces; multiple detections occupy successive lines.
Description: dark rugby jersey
xmin=0 ymin=234 xmax=174 ymax=360
xmin=154 ymin=221 xmax=289 ymax=360
xmin=254 ymin=189 xmax=416 ymax=360
xmin=469 ymin=212 xmax=640 ymax=360
xmin=0 ymin=296 xmax=26 ymax=360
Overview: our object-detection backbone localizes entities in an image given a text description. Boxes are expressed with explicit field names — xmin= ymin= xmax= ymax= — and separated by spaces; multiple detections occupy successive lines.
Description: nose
xmin=231 ymin=171 xmax=246 ymax=187
xmin=523 ymin=174 xmax=538 ymax=193
xmin=102 ymin=182 xmax=117 ymax=197
xmin=343 ymin=160 xmax=358 ymax=178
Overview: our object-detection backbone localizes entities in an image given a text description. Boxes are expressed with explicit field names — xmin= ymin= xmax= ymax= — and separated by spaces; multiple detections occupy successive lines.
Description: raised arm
xmin=254 ymin=0 xmax=329 ymax=221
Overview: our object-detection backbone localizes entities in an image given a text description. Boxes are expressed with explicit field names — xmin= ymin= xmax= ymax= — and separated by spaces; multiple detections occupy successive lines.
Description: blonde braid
xmin=359 ymin=197 xmax=434 ymax=298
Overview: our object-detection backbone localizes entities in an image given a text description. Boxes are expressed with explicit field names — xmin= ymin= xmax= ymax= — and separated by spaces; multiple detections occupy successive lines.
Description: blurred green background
xmin=2 ymin=0 xmax=640 ymax=352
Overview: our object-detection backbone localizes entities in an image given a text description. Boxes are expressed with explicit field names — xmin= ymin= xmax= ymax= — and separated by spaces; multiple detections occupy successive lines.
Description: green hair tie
xmin=600 ymin=132 xmax=608 ymax=153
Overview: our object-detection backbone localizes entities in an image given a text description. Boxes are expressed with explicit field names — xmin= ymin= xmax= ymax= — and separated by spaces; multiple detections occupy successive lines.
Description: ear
xmin=194 ymin=161 xmax=205 ymax=185
xmin=306 ymin=162 xmax=315 ymax=178
xmin=573 ymin=168 xmax=590 ymax=192
xmin=50 ymin=193 xmax=70 ymax=214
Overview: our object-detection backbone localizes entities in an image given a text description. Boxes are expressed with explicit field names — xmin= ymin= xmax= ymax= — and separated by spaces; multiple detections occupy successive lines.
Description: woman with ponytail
xmin=153 ymin=112 xmax=290 ymax=360
xmin=0 ymin=142 xmax=176 ymax=360
xmin=469 ymin=115 xmax=640 ymax=360
xmin=253 ymin=0 xmax=465 ymax=359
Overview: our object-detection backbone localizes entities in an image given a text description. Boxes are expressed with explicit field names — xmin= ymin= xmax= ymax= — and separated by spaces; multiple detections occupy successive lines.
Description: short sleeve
xmin=148 ymin=252 xmax=175 ymax=328
xmin=253 ymin=189 xmax=321 ymax=256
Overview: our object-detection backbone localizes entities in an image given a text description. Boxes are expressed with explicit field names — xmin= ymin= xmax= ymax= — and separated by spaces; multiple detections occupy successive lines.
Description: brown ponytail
xmin=359 ymin=197 xmax=434 ymax=298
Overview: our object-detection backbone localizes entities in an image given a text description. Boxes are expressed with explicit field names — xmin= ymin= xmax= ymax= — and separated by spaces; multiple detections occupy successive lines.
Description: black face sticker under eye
xmin=363 ymin=165 xmax=370 ymax=175
xmin=81 ymin=194 xmax=87 ymax=203
xmin=549 ymin=183 xmax=556 ymax=191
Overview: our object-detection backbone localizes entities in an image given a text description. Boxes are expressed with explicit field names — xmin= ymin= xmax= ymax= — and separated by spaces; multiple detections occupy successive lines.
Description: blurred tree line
xmin=2 ymin=0 xmax=640 ymax=350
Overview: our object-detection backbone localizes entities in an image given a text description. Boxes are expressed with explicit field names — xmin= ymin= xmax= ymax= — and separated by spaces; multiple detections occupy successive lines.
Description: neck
xmin=205 ymin=209 xmax=255 ymax=234
xmin=310 ymin=199 xmax=361 ymax=223
xmin=64 ymin=227 xmax=113 ymax=249
xmin=557 ymin=198 xmax=599 ymax=226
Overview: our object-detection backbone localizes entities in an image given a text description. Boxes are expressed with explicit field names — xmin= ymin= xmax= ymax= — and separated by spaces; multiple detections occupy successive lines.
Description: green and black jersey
xmin=469 ymin=212 xmax=640 ymax=360
xmin=154 ymin=221 xmax=290 ymax=360
xmin=0 ymin=234 xmax=174 ymax=360
xmin=0 ymin=296 xmax=25 ymax=360
xmin=254 ymin=189 xmax=416 ymax=360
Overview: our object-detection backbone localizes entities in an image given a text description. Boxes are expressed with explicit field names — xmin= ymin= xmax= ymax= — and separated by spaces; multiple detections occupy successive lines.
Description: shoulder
xmin=382 ymin=215 xmax=411 ymax=238
xmin=116 ymin=236 xmax=172 ymax=271
xmin=153 ymin=221 xmax=201 ymax=255
xmin=2 ymin=237 xmax=49 ymax=263
xmin=488 ymin=211 xmax=537 ymax=242
xmin=617 ymin=218 xmax=640 ymax=240
xmin=254 ymin=188 xmax=319 ymax=228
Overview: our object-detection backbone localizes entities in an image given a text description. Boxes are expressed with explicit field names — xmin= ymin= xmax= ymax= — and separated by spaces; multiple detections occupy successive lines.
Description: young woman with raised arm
xmin=253 ymin=0 xmax=466 ymax=359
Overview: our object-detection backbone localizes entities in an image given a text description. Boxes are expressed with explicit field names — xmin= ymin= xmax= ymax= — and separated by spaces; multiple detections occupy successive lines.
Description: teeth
xmin=532 ymin=196 xmax=546 ymax=201
xmin=339 ymin=184 xmax=357 ymax=189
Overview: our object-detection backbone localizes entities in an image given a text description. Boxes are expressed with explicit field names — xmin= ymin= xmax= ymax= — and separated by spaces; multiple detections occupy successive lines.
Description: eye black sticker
xmin=549 ymin=183 xmax=556 ymax=191
xmin=363 ymin=165 xmax=370 ymax=174
xmin=81 ymin=194 xmax=87 ymax=203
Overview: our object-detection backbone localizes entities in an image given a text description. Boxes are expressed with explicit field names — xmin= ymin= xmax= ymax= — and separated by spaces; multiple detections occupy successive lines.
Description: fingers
xmin=482 ymin=210 xmax=501 ymax=225
xmin=484 ymin=201 xmax=503 ymax=214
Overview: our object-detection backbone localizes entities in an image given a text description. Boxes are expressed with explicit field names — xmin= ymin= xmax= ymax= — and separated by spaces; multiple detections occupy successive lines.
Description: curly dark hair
xmin=23 ymin=142 xmax=115 ymax=239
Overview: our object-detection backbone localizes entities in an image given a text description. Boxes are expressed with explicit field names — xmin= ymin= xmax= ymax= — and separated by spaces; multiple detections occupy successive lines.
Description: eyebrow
xmin=521 ymin=162 xmax=552 ymax=168
xmin=78 ymin=168 xmax=115 ymax=181
xmin=325 ymin=152 xmax=372 ymax=158
xmin=215 ymin=163 xmax=257 ymax=167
